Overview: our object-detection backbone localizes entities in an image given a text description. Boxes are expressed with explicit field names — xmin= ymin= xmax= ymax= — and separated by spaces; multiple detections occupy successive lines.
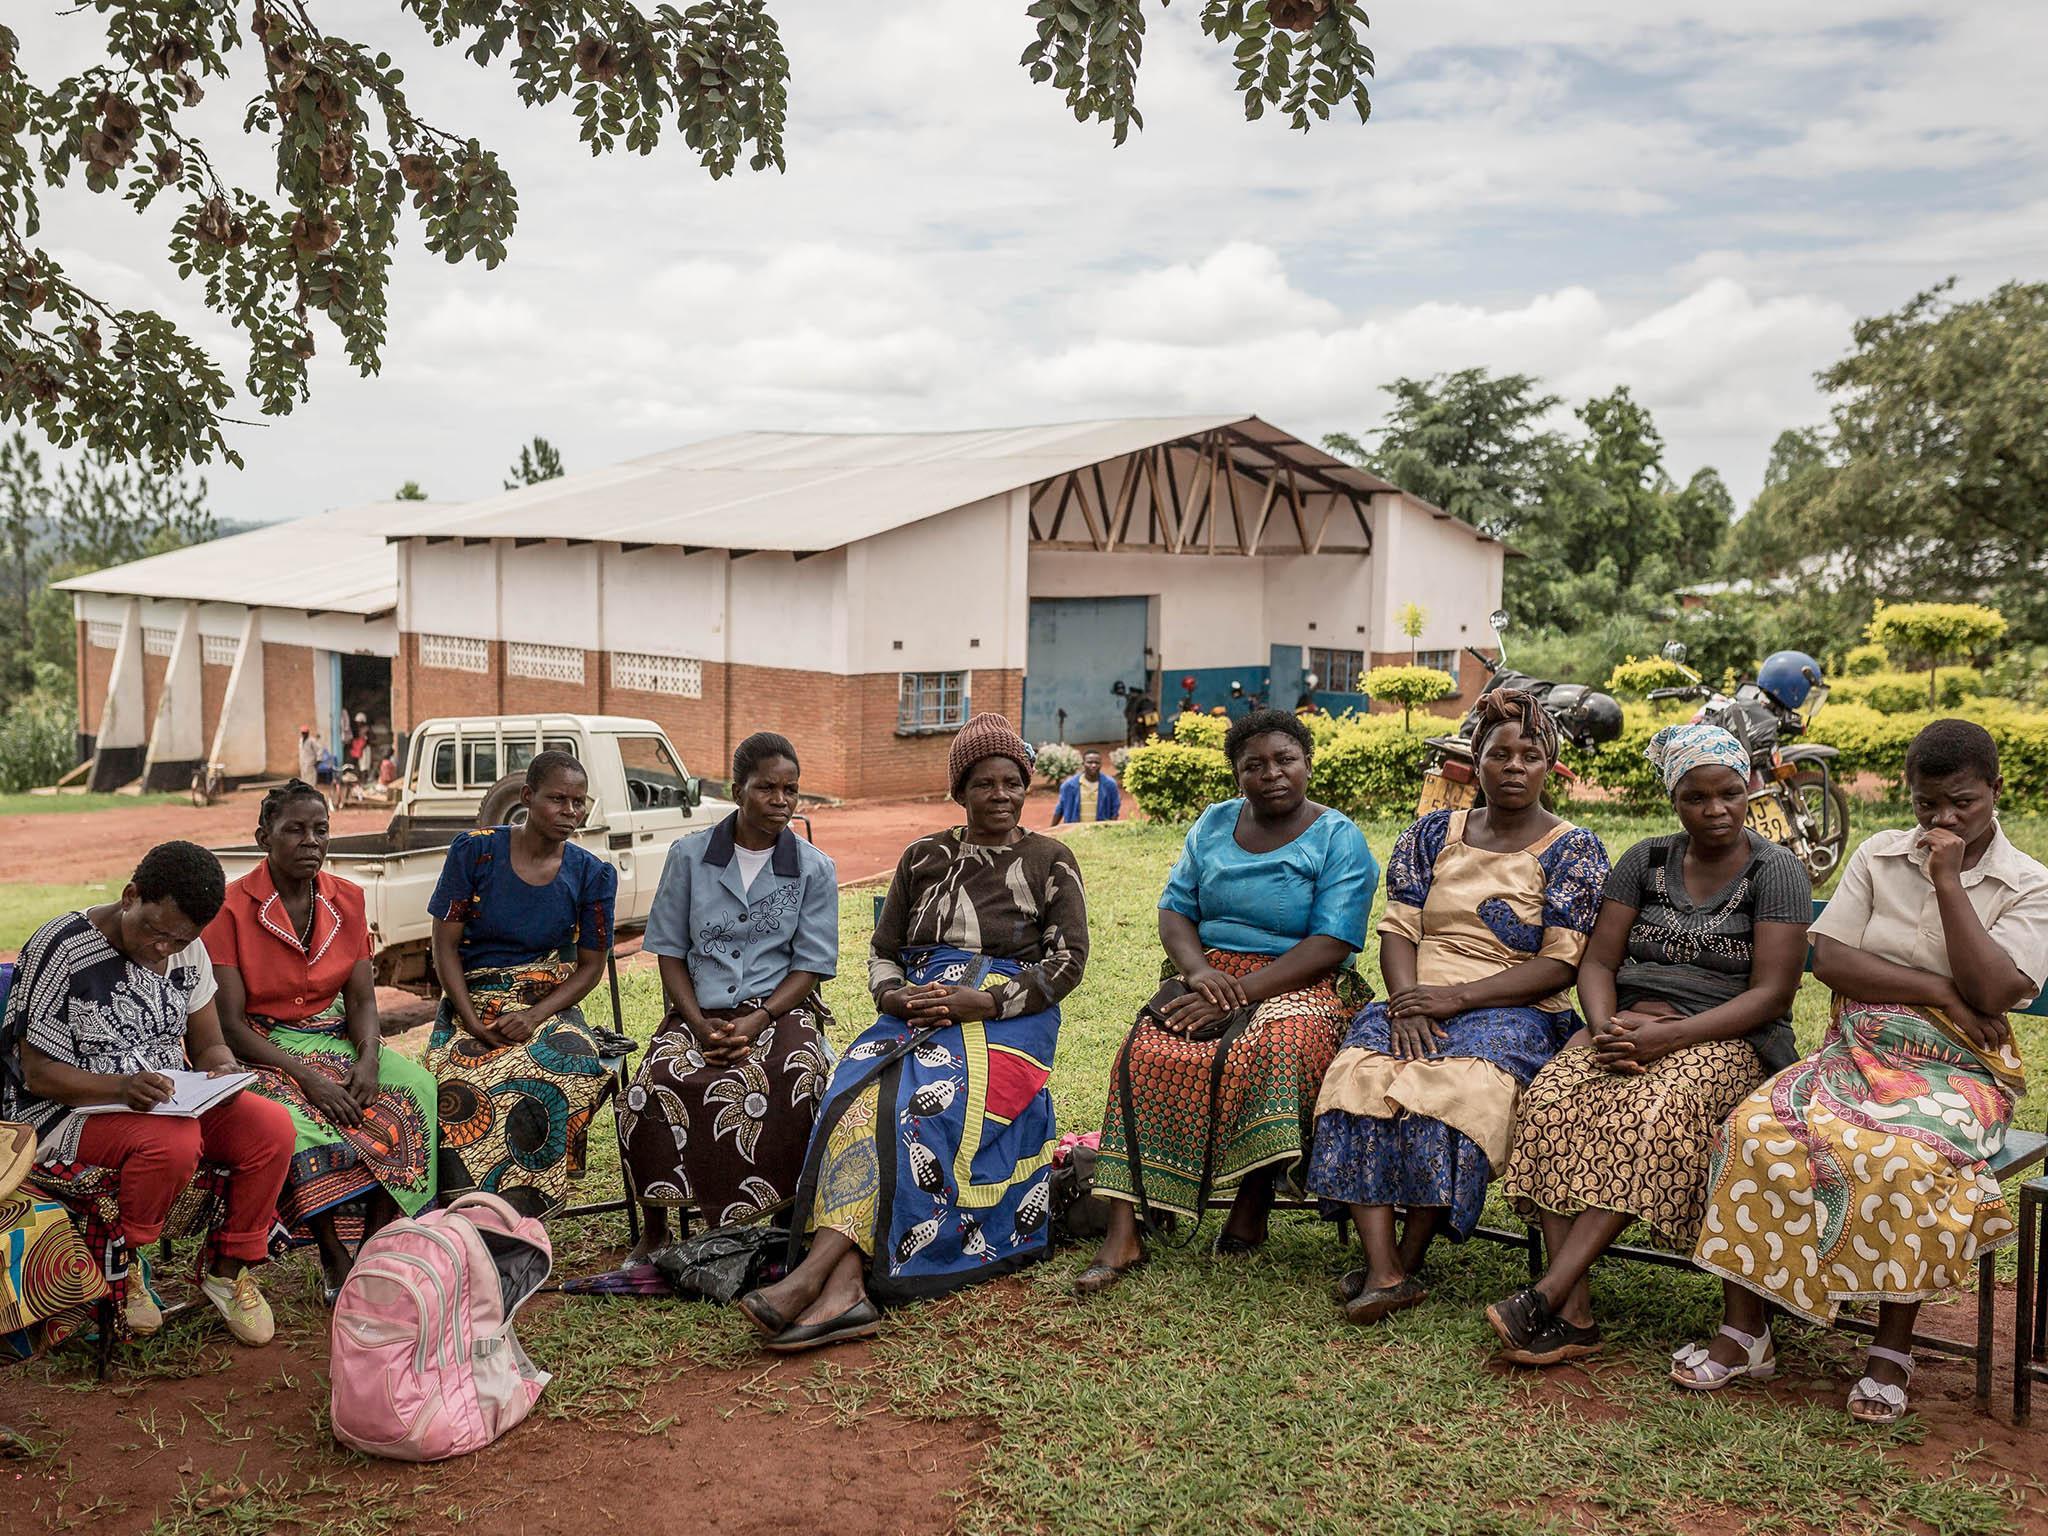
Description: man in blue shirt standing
xmin=1052 ymin=750 xmax=1121 ymax=826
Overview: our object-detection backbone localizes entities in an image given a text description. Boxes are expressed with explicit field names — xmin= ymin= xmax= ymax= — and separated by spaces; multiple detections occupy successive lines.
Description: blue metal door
xmin=1024 ymin=597 xmax=1149 ymax=744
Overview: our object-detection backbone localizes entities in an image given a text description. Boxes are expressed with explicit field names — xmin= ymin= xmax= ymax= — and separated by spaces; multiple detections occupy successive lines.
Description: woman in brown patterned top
xmin=741 ymin=714 xmax=1088 ymax=1351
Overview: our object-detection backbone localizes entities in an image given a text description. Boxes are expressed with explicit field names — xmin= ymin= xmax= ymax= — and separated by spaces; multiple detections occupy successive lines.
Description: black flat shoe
xmin=1499 ymin=1315 xmax=1602 ymax=1367
xmin=736 ymin=1290 xmax=789 ymax=1336
xmin=1485 ymin=1286 xmax=1553 ymax=1352
xmin=1072 ymin=1254 xmax=1148 ymax=1296
xmin=765 ymin=1298 xmax=882 ymax=1353
xmin=1344 ymin=1275 xmax=1427 ymax=1325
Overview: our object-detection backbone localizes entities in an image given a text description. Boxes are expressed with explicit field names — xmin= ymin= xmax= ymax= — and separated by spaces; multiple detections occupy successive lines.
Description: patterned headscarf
xmin=947 ymin=713 xmax=1035 ymax=800
xmin=1645 ymin=722 xmax=1750 ymax=794
xmin=1470 ymin=687 xmax=1560 ymax=763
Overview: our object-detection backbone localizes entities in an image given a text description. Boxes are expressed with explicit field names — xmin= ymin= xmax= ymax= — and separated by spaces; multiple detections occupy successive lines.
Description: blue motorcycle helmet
xmin=1756 ymin=650 xmax=1822 ymax=711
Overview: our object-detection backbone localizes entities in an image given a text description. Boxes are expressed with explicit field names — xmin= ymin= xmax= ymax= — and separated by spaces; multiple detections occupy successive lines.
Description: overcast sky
xmin=16 ymin=2 xmax=2048 ymax=525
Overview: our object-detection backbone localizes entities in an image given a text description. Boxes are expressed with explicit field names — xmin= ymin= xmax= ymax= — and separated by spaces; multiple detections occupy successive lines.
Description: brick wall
xmin=200 ymin=661 xmax=232 ymax=757
xmin=79 ymin=621 xmax=113 ymax=735
xmin=395 ymin=630 xmax=1029 ymax=801
xmin=263 ymin=642 xmax=314 ymax=775
xmin=140 ymin=650 xmax=168 ymax=735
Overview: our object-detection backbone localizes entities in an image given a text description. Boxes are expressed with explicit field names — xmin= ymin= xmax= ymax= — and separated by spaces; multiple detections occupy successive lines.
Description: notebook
xmin=75 ymin=1069 xmax=256 ymax=1119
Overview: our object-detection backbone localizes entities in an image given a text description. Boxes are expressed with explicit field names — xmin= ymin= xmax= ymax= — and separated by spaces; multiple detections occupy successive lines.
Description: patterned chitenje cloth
xmin=1 ymin=1190 xmax=107 ymax=1360
xmin=245 ymin=1000 xmax=436 ymax=1232
xmin=22 ymin=1161 xmax=229 ymax=1343
xmin=1092 ymin=949 xmax=1354 ymax=1218
xmin=425 ymin=962 xmax=611 ymax=1220
xmin=619 ymin=996 xmax=833 ymax=1226
xmin=793 ymin=948 xmax=1060 ymax=1304
xmin=1500 ymin=1039 xmax=1763 ymax=1248
xmin=1694 ymin=996 xmax=2024 ymax=1324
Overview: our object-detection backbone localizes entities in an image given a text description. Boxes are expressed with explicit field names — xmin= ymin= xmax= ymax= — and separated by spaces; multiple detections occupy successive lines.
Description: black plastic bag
xmin=650 ymin=1223 xmax=790 ymax=1304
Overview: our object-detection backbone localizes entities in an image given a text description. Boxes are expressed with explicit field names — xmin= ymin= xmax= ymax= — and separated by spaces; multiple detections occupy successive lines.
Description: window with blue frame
xmin=1307 ymin=646 xmax=1365 ymax=694
xmin=897 ymin=671 xmax=969 ymax=733
xmin=1416 ymin=649 xmax=1461 ymax=685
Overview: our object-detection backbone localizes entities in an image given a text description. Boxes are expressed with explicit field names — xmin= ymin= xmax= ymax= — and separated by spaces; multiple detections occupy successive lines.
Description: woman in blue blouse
xmin=425 ymin=750 xmax=617 ymax=1218
xmin=619 ymin=733 xmax=838 ymax=1257
xmin=1078 ymin=710 xmax=1379 ymax=1292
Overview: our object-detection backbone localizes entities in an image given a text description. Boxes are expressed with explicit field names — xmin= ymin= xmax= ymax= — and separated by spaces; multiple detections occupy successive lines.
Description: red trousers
xmin=73 ymin=1091 xmax=295 ymax=1263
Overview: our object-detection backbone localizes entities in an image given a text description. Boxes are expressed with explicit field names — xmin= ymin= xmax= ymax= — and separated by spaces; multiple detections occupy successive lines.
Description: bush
xmin=1167 ymin=711 xmax=1227 ymax=751
xmin=1842 ymin=642 xmax=1889 ymax=677
xmin=1605 ymin=656 xmax=1693 ymax=697
xmin=0 ymin=696 xmax=77 ymax=793
xmin=1832 ymin=668 xmax=1982 ymax=714
xmin=1109 ymin=745 xmax=1131 ymax=772
xmin=1119 ymin=740 xmax=1236 ymax=822
xmin=1362 ymin=665 xmax=1455 ymax=728
xmin=1033 ymin=742 xmax=1082 ymax=787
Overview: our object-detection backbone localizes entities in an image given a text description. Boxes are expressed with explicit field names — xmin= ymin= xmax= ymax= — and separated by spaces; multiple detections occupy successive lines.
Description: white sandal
xmin=1670 ymin=1324 xmax=1777 ymax=1390
xmin=1846 ymin=1346 xmax=1914 ymax=1426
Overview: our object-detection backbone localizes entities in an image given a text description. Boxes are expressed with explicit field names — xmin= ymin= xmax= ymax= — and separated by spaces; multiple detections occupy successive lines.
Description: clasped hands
xmin=1385 ymin=983 xmax=1464 ymax=1060
xmin=879 ymin=981 xmax=999 ymax=1028
xmin=1147 ymin=965 xmax=1250 ymax=1036
xmin=680 ymin=1006 xmax=773 ymax=1066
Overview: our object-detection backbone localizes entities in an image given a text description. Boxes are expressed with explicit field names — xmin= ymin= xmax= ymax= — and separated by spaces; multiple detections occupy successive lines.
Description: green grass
xmin=16 ymin=809 xmax=2048 ymax=1535
xmin=0 ymin=791 xmax=182 ymax=816
xmin=0 ymin=882 xmax=119 ymax=953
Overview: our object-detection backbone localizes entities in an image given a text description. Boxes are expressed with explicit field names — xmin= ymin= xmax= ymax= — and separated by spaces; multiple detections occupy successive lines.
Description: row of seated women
xmin=3 ymin=701 xmax=2042 ymax=1430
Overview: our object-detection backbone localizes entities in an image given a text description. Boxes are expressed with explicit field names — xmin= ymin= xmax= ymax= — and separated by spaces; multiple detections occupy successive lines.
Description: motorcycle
xmin=1645 ymin=643 xmax=1849 ymax=884
xmin=1415 ymin=611 xmax=1625 ymax=816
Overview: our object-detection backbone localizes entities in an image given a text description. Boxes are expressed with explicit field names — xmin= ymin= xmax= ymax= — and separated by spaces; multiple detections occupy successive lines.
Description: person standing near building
xmin=1051 ymin=750 xmax=1121 ymax=826
xmin=296 ymin=726 xmax=319 ymax=786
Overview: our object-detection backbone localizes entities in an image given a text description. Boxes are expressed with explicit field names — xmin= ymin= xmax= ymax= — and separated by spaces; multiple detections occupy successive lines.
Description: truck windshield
xmin=619 ymin=735 xmax=690 ymax=810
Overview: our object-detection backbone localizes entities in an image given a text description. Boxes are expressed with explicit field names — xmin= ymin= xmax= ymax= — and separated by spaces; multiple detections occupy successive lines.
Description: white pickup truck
xmin=212 ymin=714 xmax=735 ymax=989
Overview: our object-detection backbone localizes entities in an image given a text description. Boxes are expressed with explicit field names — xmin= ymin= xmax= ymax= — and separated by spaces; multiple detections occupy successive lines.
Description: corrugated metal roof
xmin=52 ymin=503 xmax=442 ymax=615
xmin=394 ymin=415 xmax=1412 ymax=552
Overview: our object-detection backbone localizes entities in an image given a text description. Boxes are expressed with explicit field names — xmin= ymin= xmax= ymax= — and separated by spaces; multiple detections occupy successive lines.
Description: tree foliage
xmin=1362 ymin=663 xmax=1453 ymax=729
xmin=1 ymin=3 xmax=1375 ymax=471
xmin=1740 ymin=281 xmax=2048 ymax=641
xmin=504 ymin=434 xmax=565 ymax=490
xmin=393 ymin=479 xmax=428 ymax=501
xmin=1865 ymin=600 xmax=2007 ymax=707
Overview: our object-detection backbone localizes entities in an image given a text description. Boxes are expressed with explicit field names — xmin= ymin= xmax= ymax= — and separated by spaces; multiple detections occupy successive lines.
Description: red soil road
xmin=0 ymin=787 xmax=1082 ymax=891
xmin=0 ymin=1301 xmax=984 ymax=1536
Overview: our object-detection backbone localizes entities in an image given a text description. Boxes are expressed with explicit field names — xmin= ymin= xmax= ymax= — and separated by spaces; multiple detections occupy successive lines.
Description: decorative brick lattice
xmin=507 ymin=641 xmax=585 ymax=684
xmin=142 ymin=626 xmax=177 ymax=657
xmin=612 ymin=651 xmax=703 ymax=698
xmin=201 ymin=633 xmax=240 ymax=667
xmin=86 ymin=620 xmax=122 ymax=650
xmin=420 ymin=633 xmax=490 ymax=674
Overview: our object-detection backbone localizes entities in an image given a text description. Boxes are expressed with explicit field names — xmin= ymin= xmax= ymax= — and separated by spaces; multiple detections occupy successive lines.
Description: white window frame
xmin=419 ymin=633 xmax=490 ymax=674
xmin=506 ymin=640 xmax=585 ymax=685
xmin=611 ymin=651 xmax=704 ymax=699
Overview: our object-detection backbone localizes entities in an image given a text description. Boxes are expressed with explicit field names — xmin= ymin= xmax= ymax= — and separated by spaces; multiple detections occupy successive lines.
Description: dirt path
xmin=0 ymin=1303 xmax=981 ymax=1536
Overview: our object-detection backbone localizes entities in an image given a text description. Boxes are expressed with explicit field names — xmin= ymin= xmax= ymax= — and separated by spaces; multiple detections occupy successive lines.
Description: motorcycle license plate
xmin=1417 ymin=772 xmax=1478 ymax=818
xmin=1746 ymin=795 xmax=1793 ymax=843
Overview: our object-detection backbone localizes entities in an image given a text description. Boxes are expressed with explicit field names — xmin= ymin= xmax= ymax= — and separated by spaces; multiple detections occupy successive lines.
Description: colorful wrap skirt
xmin=790 ymin=947 xmax=1059 ymax=1304
xmin=1501 ymin=1038 xmax=1764 ymax=1249
xmin=1693 ymin=996 xmax=2023 ymax=1324
xmin=1308 ymin=1000 xmax=1578 ymax=1239
xmin=1093 ymin=950 xmax=1355 ymax=1219
xmin=1 ymin=1190 xmax=107 ymax=1360
xmin=619 ymin=994 xmax=834 ymax=1227
xmin=245 ymin=1001 xmax=437 ymax=1232
xmin=424 ymin=962 xmax=612 ymax=1219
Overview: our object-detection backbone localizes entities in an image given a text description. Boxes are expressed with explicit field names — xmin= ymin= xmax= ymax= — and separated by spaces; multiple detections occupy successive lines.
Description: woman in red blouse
xmin=204 ymin=781 xmax=437 ymax=1296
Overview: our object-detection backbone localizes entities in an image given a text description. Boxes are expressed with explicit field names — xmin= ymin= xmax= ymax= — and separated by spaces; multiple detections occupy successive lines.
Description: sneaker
xmin=1500 ymin=1313 xmax=1603 ymax=1367
xmin=1485 ymin=1286 xmax=1554 ymax=1352
xmin=124 ymin=1253 xmax=164 ymax=1337
xmin=199 ymin=1266 xmax=275 ymax=1347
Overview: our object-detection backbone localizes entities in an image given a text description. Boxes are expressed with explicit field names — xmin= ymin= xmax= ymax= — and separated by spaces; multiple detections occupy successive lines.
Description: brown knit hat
xmin=948 ymin=713 xmax=1035 ymax=800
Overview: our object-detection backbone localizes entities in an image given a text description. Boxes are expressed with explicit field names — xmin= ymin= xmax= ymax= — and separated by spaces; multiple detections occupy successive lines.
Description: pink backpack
xmin=329 ymin=1192 xmax=553 ymax=1461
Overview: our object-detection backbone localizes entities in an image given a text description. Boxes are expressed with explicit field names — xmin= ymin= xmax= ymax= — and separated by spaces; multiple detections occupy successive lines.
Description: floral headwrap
xmin=1645 ymin=722 xmax=1750 ymax=794
xmin=1471 ymin=687 xmax=1560 ymax=763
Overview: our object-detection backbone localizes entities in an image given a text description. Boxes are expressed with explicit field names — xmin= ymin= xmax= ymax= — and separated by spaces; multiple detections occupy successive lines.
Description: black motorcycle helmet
xmin=1543 ymin=685 xmax=1624 ymax=750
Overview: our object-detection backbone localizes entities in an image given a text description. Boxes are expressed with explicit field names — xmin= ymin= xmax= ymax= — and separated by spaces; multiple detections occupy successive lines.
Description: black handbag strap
xmin=1114 ymin=993 xmax=1255 ymax=1248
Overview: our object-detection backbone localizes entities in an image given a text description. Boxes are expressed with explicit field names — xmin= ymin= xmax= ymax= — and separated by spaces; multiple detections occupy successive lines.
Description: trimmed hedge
xmin=1830 ymin=668 xmax=1982 ymax=714
xmin=1123 ymin=713 xmax=1437 ymax=822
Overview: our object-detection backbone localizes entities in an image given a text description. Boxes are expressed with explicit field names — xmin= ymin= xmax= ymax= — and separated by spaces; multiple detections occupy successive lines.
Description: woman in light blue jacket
xmin=618 ymin=732 xmax=838 ymax=1255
